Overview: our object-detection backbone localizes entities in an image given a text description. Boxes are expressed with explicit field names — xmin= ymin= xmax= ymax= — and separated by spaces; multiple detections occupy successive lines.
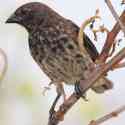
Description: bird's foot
xmin=49 ymin=106 xmax=56 ymax=120
xmin=49 ymin=93 xmax=61 ymax=120
xmin=75 ymin=83 xmax=88 ymax=101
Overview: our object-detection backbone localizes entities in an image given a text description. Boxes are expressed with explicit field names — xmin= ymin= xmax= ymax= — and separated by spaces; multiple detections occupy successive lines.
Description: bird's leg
xmin=59 ymin=83 xmax=66 ymax=102
xmin=75 ymin=82 xmax=88 ymax=101
xmin=49 ymin=83 xmax=66 ymax=119
xmin=49 ymin=92 xmax=61 ymax=120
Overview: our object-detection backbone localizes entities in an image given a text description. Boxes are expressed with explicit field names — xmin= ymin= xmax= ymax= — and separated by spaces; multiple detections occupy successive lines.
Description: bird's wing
xmin=65 ymin=20 xmax=113 ymax=94
xmin=83 ymin=33 xmax=99 ymax=62
xmin=66 ymin=19 xmax=99 ymax=62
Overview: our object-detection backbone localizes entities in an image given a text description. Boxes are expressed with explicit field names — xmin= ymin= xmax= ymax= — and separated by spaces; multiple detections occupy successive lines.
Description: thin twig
xmin=112 ymin=62 xmax=125 ymax=69
xmin=108 ymin=41 xmax=116 ymax=57
xmin=0 ymin=48 xmax=8 ymax=83
xmin=105 ymin=0 xmax=125 ymax=35
xmin=89 ymin=105 xmax=125 ymax=125
xmin=97 ymin=0 xmax=125 ymax=63
xmin=98 ymin=10 xmax=125 ymax=62
xmin=78 ymin=15 xmax=100 ymax=55
xmin=92 ymin=25 xmax=109 ymax=41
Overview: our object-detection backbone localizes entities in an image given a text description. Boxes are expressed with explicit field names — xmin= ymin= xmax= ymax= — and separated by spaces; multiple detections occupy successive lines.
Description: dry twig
xmin=0 ymin=48 xmax=7 ymax=83
xmin=78 ymin=15 xmax=100 ymax=55
xmin=105 ymin=0 xmax=125 ymax=35
xmin=98 ymin=10 xmax=125 ymax=62
xmin=89 ymin=105 xmax=125 ymax=125
xmin=92 ymin=25 xmax=109 ymax=41
xmin=112 ymin=62 xmax=125 ymax=70
xmin=99 ymin=0 xmax=125 ymax=63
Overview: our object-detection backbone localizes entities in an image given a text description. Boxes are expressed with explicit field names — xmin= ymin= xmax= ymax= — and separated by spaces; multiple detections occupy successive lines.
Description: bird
xmin=6 ymin=2 xmax=113 ymax=117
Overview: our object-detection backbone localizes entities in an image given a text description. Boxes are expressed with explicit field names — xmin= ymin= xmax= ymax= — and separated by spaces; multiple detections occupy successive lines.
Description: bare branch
xmin=112 ymin=62 xmax=125 ymax=69
xmin=89 ymin=105 xmax=125 ymax=125
xmin=98 ymin=10 xmax=125 ymax=62
xmin=0 ymin=48 xmax=8 ymax=83
xmin=105 ymin=0 xmax=125 ymax=34
xmin=92 ymin=25 xmax=109 ymax=41
xmin=78 ymin=15 xmax=100 ymax=55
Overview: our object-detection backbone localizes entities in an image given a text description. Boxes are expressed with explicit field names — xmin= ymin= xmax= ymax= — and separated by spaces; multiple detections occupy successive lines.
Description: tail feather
xmin=92 ymin=77 xmax=113 ymax=93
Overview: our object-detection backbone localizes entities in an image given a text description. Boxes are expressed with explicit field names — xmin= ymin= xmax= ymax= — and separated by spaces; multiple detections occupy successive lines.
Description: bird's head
xmin=6 ymin=2 xmax=52 ymax=32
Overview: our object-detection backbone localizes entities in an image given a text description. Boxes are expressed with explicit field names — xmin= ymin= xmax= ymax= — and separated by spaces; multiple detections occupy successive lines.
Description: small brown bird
xmin=6 ymin=2 xmax=113 ymax=116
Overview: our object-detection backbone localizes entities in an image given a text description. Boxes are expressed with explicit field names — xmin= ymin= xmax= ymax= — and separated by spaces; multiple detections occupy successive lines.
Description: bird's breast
xmin=28 ymin=30 xmax=91 ymax=84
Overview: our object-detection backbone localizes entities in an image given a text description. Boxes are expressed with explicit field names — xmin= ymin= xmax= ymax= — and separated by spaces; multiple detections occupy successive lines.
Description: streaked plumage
xmin=6 ymin=2 xmax=113 ymax=97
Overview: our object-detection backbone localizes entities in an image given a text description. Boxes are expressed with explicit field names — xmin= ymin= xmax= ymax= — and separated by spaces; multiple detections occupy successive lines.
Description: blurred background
xmin=0 ymin=0 xmax=125 ymax=125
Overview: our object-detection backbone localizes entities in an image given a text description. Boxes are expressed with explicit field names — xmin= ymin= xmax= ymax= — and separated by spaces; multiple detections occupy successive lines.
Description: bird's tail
xmin=91 ymin=77 xmax=113 ymax=93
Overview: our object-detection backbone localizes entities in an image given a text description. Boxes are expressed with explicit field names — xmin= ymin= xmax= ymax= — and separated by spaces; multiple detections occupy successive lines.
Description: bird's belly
xmin=39 ymin=54 xmax=88 ymax=84
xmin=29 ymin=39 xmax=89 ymax=84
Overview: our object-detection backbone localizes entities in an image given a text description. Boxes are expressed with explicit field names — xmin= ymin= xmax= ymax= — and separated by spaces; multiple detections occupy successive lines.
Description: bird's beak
xmin=6 ymin=13 xmax=19 ymax=24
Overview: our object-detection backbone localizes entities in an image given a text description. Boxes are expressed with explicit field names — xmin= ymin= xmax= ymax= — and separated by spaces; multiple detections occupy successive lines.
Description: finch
xmin=6 ymin=2 xmax=113 ymax=115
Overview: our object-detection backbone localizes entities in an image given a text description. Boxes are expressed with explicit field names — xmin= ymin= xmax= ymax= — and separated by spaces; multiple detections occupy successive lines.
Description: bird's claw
xmin=49 ymin=107 xmax=56 ymax=120
xmin=75 ymin=83 xmax=88 ymax=101
xmin=49 ymin=92 xmax=61 ymax=120
xmin=81 ymin=93 xmax=88 ymax=101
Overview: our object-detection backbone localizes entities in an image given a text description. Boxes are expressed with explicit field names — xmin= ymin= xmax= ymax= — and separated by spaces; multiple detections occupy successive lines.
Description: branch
xmin=89 ymin=105 xmax=125 ymax=125
xmin=98 ymin=10 xmax=125 ymax=62
xmin=0 ymin=48 xmax=8 ymax=83
xmin=105 ymin=0 xmax=125 ymax=35
xmin=112 ymin=62 xmax=125 ymax=69
xmin=78 ymin=15 xmax=100 ymax=55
